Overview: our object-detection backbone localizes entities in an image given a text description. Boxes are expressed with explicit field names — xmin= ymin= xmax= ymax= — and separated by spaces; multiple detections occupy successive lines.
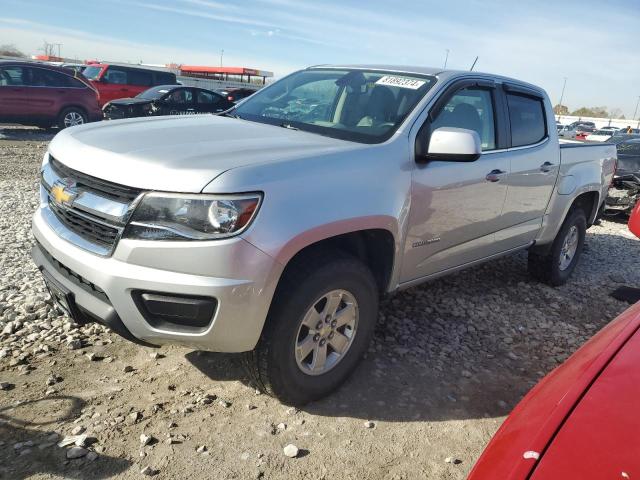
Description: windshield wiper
xmin=280 ymin=123 xmax=299 ymax=131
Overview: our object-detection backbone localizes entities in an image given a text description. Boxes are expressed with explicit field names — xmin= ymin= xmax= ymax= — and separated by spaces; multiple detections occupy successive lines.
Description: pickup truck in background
xmin=31 ymin=65 xmax=616 ymax=404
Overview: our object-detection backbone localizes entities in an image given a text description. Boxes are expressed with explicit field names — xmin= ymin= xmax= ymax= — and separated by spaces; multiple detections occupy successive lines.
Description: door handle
xmin=486 ymin=169 xmax=507 ymax=182
xmin=540 ymin=161 xmax=555 ymax=172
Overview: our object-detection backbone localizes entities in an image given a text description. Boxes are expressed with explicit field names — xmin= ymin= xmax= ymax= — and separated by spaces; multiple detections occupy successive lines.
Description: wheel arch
xmin=274 ymin=227 xmax=398 ymax=296
xmin=58 ymin=104 xmax=88 ymax=119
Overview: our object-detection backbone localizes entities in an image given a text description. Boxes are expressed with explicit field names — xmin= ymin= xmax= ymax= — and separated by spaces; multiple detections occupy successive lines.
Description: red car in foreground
xmin=470 ymin=206 xmax=640 ymax=479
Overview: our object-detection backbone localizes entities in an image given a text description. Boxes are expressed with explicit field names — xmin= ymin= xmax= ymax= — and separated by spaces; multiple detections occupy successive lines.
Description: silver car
xmin=32 ymin=65 xmax=616 ymax=404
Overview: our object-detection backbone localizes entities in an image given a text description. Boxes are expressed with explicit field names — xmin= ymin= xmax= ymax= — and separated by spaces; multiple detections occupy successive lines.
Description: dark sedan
xmin=103 ymin=85 xmax=234 ymax=120
xmin=605 ymin=138 xmax=640 ymax=215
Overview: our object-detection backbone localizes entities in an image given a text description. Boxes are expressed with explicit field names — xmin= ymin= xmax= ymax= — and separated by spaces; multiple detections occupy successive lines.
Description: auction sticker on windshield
xmin=375 ymin=75 xmax=426 ymax=89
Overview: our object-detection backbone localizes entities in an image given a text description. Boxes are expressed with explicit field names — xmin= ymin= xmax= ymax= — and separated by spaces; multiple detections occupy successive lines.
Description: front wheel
xmin=57 ymin=107 xmax=87 ymax=129
xmin=528 ymin=208 xmax=587 ymax=286
xmin=245 ymin=252 xmax=378 ymax=405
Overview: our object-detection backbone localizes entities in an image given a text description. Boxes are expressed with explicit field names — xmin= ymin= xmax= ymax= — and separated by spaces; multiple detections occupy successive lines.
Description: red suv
xmin=82 ymin=64 xmax=177 ymax=106
xmin=0 ymin=61 xmax=102 ymax=129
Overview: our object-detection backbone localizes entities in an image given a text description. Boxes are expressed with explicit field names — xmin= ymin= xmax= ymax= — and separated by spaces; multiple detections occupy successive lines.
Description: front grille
xmin=49 ymin=200 xmax=119 ymax=249
xmin=36 ymin=240 xmax=109 ymax=302
xmin=50 ymin=156 xmax=141 ymax=203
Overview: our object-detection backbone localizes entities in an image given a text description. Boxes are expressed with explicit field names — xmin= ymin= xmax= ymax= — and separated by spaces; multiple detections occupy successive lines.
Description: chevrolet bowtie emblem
xmin=50 ymin=179 xmax=78 ymax=206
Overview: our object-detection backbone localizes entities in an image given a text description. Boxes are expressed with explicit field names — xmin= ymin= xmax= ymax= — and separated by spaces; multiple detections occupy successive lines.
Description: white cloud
xmin=0 ymin=17 xmax=302 ymax=75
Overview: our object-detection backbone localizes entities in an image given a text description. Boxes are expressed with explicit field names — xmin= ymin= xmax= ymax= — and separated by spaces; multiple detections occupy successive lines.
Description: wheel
xmin=245 ymin=252 xmax=378 ymax=405
xmin=528 ymin=208 xmax=587 ymax=286
xmin=57 ymin=107 xmax=87 ymax=129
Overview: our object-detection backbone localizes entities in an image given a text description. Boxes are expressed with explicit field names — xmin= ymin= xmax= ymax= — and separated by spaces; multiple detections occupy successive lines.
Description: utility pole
xmin=443 ymin=49 xmax=449 ymax=69
xmin=634 ymin=96 xmax=640 ymax=121
xmin=558 ymin=77 xmax=567 ymax=111
xmin=220 ymin=49 xmax=224 ymax=67
xmin=55 ymin=43 xmax=62 ymax=58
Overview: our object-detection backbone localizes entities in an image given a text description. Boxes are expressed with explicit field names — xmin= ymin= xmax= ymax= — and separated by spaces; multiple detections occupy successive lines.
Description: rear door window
xmin=128 ymin=69 xmax=153 ymax=87
xmin=31 ymin=68 xmax=75 ymax=87
xmin=154 ymin=72 xmax=176 ymax=85
xmin=506 ymin=93 xmax=547 ymax=147
xmin=431 ymin=87 xmax=497 ymax=151
xmin=103 ymin=67 xmax=128 ymax=84
xmin=197 ymin=90 xmax=222 ymax=105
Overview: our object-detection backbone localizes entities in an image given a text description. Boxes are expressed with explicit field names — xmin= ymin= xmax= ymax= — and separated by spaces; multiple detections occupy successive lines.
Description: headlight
xmin=123 ymin=192 xmax=262 ymax=241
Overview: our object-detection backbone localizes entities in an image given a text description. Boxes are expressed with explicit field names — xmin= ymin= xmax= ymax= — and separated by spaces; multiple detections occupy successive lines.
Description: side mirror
xmin=423 ymin=127 xmax=482 ymax=162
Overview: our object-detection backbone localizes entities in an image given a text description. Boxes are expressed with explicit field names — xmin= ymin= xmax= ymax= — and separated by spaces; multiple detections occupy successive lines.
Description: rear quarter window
xmin=507 ymin=93 xmax=547 ymax=147
xmin=127 ymin=69 xmax=153 ymax=87
xmin=154 ymin=72 xmax=176 ymax=85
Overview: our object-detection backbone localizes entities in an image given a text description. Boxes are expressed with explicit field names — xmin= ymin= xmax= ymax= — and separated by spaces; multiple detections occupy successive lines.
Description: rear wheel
xmin=528 ymin=208 xmax=587 ymax=286
xmin=57 ymin=107 xmax=87 ymax=129
xmin=245 ymin=252 xmax=378 ymax=405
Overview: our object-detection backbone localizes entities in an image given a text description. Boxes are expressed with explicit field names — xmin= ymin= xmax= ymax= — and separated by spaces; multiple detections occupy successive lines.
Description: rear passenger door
xmin=28 ymin=67 xmax=71 ymax=118
xmin=499 ymin=85 xmax=560 ymax=248
xmin=126 ymin=69 xmax=153 ymax=97
xmin=195 ymin=89 xmax=233 ymax=113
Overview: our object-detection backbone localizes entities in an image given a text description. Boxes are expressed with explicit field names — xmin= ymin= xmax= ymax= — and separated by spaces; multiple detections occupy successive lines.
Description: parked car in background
xmin=569 ymin=120 xmax=595 ymax=129
xmin=605 ymin=138 xmax=640 ymax=215
xmin=32 ymin=65 xmax=615 ymax=404
xmin=600 ymin=126 xmax=620 ymax=131
xmin=575 ymin=125 xmax=595 ymax=140
xmin=0 ymin=60 xmax=102 ymax=129
xmin=82 ymin=64 xmax=177 ymax=106
xmin=468 ymin=300 xmax=640 ymax=480
xmin=558 ymin=124 xmax=576 ymax=138
xmin=585 ymin=129 xmax=615 ymax=142
xmin=103 ymin=85 xmax=234 ymax=119
xmin=216 ymin=87 xmax=257 ymax=103
xmin=609 ymin=132 xmax=640 ymax=144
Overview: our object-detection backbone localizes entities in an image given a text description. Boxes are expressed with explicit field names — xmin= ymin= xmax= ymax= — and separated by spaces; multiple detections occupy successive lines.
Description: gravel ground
xmin=1 ymin=125 xmax=639 ymax=479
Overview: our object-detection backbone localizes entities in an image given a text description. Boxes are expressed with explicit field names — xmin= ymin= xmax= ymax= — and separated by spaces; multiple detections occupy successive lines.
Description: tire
xmin=57 ymin=107 xmax=87 ymax=130
xmin=245 ymin=251 xmax=378 ymax=405
xmin=528 ymin=208 xmax=587 ymax=286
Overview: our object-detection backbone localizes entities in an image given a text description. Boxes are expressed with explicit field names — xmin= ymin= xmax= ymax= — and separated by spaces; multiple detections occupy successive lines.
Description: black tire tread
xmin=528 ymin=207 xmax=586 ymax=286
xmin=243 ymin=249 xmax=374 ymax=403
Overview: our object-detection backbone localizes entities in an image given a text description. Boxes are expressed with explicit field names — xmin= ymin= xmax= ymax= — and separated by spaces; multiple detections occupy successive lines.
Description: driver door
xmin=161 ymin=88 xmax=195 ymax=115
xmin=401 ymin=82 xmax=511 ymax=282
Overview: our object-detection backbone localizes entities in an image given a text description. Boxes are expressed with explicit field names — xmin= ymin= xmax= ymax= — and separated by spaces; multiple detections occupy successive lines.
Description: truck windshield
xmin=234 ymin=68 xmax=436 ymax=143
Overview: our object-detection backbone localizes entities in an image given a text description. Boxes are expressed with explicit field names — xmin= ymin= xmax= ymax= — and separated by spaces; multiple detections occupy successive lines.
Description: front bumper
xmin=31 ymin=206 xmax=283 ymax=352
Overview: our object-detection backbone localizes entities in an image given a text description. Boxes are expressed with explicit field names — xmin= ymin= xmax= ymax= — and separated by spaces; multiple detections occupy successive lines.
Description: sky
xmin=1 ymin=0 xmax=639 ymax=118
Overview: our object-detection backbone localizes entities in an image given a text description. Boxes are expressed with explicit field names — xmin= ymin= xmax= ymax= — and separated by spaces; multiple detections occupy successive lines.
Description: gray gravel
xmin=1 ymin=125 xmax=639 ymax=479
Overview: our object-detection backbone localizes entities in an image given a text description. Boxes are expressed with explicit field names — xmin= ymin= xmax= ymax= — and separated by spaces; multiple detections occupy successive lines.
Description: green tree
xmin=554 ymin=104 xmax=569 ymax=115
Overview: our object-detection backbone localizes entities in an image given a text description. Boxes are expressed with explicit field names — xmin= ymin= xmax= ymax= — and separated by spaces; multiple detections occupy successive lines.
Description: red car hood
xmin=469 ymin=302 xmax=640 ymax=479
xmin=530 ymin=323 xmax=640 ymax=478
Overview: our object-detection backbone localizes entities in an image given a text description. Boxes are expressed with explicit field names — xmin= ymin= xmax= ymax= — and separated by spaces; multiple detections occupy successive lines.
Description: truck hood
xmin=48 ymin=115 xmax=360 ymax=192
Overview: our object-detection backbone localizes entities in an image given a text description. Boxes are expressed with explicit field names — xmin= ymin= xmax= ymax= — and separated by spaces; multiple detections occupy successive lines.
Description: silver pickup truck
xmin=31 ymin=65 xmax=616 ymax=404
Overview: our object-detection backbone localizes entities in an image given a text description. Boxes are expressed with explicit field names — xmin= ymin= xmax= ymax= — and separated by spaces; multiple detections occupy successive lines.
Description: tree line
xmin=554 ymin=104 xmax=625 ymax=119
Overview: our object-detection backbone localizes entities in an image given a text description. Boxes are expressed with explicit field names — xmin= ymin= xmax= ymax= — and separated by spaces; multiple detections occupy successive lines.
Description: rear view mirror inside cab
xmin=421 ymin=127 xmax=482 ymax=162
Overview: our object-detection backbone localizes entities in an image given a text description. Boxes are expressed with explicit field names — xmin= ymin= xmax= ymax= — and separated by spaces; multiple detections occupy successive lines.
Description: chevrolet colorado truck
xmin=31 ymin=65 xmax=616 ymax=404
